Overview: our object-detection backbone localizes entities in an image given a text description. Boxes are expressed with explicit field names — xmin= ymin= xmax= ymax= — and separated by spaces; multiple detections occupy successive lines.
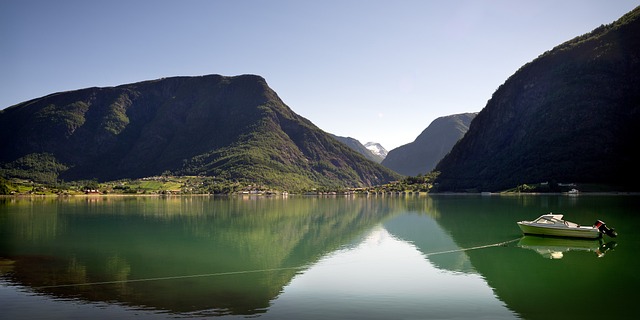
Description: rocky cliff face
xmin=0 ymin=75 xmax=400 ymax=190
xmin=382 ymin=113 xmax=476 ymax=176
xmin=435 ymin=7 xmax=640 ymax=191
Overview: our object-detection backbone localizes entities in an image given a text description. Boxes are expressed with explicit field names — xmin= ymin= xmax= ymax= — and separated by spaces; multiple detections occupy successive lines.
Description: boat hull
xmin=517 ymin=222 xmax=601 ymax=239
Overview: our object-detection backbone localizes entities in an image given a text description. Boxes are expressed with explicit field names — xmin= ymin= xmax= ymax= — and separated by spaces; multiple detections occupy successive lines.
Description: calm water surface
xmin=1 ymin=195 xmax=639 ymax=319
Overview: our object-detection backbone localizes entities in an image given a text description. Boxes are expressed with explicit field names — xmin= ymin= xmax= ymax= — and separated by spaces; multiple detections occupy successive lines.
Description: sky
xmin=1 ymin=1 xmax=638 ymax=150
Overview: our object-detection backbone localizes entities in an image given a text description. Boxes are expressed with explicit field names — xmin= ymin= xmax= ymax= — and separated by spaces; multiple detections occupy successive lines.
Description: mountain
xmin=382 ymin=113 xmax=476 ymax=176
xmin=364 ymin=142 xmax=388 ymax=160
xmin=0 ymin=74 xmax=400 ymax=191
xmin=435 ymin=7 xmax=640 ymax=192
xmin=331 ymin=135 xmax=384 ymax=163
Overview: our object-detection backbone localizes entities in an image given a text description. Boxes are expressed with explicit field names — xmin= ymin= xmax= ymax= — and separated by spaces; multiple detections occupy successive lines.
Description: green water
xmin=1 ymin=195 xmax=638 ymax=319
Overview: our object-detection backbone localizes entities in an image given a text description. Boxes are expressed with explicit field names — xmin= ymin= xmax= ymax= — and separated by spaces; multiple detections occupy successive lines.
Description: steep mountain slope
xmin=435 ymin=7 xmax=640 ymax=192
xmin=331 ymin=135 xmax=384 ymax=163
xmin=0 ymin=75 xmax=400 ymax=190
xmin=382 ymin=113 xmax=476 ymax=176
xmin=364 ymin=142 xmax=388 ymax=160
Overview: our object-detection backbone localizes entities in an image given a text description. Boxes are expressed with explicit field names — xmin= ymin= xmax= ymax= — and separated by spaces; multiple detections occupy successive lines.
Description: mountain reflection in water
xmin=1 ymin=196 xmax=396 ymax=316
xmin=431 ymin=195 xmax=639 ymax=320
xmin=1 ymin=195 xmax=639 ymax=319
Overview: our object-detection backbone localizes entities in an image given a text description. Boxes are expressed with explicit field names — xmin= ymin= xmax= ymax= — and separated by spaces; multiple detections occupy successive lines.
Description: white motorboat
xmin=517 ymin=213 xmax=617 ymax=239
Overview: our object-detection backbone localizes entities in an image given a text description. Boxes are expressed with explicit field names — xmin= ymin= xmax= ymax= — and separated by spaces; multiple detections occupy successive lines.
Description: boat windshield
xmin=534 ymin=215 xmax=564 ymax=225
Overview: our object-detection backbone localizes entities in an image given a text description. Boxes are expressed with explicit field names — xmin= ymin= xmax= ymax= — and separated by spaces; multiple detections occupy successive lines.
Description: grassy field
xmin=130 ymin=180 xmax=183 ymax=191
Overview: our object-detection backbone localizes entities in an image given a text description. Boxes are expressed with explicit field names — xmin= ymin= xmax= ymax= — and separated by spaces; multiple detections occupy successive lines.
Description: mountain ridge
xmin=0 ymin=74 xmax=400 ymax=190
xmin=435 ymin=6 xmax=640 ymax=191
xmin=331 ymin=135 xmax=384 ymax=163
xmin=382 ymin=113 xmax=476 ymax=176
xmin=364 ymin=142 xmax=388 ymax=160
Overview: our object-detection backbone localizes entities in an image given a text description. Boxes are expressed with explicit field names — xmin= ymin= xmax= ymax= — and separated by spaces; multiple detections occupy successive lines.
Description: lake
xmin=1 ymin=194 xmax=639 ymax=319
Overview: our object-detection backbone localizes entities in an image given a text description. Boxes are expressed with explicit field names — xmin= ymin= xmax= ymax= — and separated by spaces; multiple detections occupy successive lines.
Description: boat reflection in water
xmin=518 ymin=235 xmax=617 ymax=259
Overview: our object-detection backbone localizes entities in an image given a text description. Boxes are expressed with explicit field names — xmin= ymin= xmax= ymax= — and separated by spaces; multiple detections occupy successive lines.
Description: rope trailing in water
xmin=32 ymin=238 xmax=521 ymax=290
xmin=423 ymin=237 xmax=521 ymax=257
xmin=32 ymin=266 xmax=308 ymax=290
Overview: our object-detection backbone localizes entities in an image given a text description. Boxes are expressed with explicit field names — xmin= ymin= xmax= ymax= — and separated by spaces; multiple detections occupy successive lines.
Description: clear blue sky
xmin=2 ymin=1 xmax=638 ymax=149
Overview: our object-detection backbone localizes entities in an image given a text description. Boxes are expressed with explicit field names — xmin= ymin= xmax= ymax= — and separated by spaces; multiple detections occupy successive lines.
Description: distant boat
xmin=517 ymin=213 xmax=617 ymax=239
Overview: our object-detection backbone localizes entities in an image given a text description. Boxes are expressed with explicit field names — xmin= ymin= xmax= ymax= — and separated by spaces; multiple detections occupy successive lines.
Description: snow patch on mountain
xmin=364 ymin=142 xmax=388 ymax=159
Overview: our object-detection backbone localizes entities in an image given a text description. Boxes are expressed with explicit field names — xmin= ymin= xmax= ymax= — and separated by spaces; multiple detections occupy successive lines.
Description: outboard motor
xmin=594 ymin=220 xmax=618 ymax=238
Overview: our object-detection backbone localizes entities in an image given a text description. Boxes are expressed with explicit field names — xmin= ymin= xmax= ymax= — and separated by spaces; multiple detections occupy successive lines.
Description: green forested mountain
xmin=435 ymin=6 xmax=640 ymax=192
xmin=382 ymin=113 xmax=476 ymax=176
xmin=0 ymin=75 xmax=400 ymax=190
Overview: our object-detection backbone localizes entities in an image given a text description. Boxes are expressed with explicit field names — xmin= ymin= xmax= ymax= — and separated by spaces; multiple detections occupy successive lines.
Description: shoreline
xmin=2 ymin=191 xmax=639 ymax=198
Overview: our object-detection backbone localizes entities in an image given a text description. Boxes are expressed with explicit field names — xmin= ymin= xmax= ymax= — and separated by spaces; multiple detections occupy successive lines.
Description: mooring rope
xmin=32 ymin=266 xmax=308 ymax=290
xmin=32 ymin=238 xmax=521 ymax=290
xmin=423 ymin=237 xmax=521 ymax=257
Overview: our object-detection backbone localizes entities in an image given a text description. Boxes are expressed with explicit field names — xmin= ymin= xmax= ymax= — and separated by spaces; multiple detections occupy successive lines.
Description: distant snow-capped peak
xmin=364 ymin=142 xmax=388 ymax=158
